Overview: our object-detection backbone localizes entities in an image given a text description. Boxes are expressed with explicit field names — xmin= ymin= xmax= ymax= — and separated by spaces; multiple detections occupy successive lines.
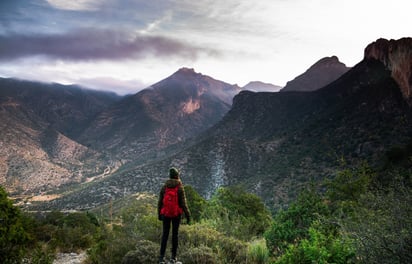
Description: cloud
xmin=76 ymin=76 xmax=146 ymax=95
xmin=45 ymin=0 xmax=100 ymax=11
xmin=0 ymin=28 xmax=215 ymax=62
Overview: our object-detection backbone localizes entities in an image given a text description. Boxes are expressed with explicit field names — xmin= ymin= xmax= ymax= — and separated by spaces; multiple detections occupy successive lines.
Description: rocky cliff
xmin=364 ymin=38 xmax=412 ymax=99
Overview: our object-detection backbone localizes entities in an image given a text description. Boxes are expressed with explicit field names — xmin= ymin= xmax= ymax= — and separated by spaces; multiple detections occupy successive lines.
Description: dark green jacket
xmin=158 ymin=178 xmax=191 ymax=218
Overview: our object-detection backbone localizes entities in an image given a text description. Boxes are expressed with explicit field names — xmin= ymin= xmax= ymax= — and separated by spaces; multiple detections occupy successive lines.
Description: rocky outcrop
xmin=364 ymin=38 xmax=412 ymax=99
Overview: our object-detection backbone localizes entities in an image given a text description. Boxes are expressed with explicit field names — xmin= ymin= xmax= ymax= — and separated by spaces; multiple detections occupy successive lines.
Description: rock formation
xmin=364 ymin=37 xmax=412 ymax=99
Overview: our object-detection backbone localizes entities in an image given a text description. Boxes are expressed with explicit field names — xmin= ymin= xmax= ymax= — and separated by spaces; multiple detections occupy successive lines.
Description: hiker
xmin=158 ymin=167 xmax=191 ymax=264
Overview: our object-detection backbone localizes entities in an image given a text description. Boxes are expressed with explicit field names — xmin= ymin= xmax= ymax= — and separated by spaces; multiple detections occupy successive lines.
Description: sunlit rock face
xmin=364 ymin=38 xmax=412 ymax=99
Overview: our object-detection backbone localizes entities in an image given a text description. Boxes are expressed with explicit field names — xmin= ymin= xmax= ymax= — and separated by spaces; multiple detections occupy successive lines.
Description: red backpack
xmin=160 ymin=185 xmax=183 ymax=218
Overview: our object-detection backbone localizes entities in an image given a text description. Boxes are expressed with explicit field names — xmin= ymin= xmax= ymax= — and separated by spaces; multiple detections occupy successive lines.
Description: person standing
xmin=158 ymin=167 xmax=190 ymax=264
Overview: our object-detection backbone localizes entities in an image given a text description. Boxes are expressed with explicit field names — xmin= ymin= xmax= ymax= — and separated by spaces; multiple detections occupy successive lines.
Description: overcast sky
xmin=0 ymin=0 xmax=410 ymax=94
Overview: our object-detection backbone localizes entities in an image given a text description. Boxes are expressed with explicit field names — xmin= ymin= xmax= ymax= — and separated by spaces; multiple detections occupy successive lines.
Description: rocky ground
xmin=53 ymin=252 xmax=87 ymax=264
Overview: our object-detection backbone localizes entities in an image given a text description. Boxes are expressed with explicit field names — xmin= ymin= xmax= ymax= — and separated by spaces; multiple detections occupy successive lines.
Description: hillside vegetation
xmin=1 ymin=143 xmax=411 ymax=263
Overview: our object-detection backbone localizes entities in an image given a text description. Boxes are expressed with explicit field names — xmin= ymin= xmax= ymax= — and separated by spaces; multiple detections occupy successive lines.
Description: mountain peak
xmin=280 ymin=56 xmax=350 ymax=92
xmin=177 ymin=67 xmax=196 ymax=73
xmin=173 ymin=67 xmax=198 ymax=77
xmin=364 ymin=37 xmax=412 ymax=99
xmin=312 ymin=56 xmax=343 ymax=68
xmin=149 ymin=68 xmax=240 ymax=105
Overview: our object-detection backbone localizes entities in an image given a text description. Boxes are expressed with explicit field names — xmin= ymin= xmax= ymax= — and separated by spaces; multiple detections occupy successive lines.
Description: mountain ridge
xmin=34 ymin=38 xmax=412 ymax=210
xmin=2 ymin=37 xmax=411 ymax=211
xmin=0 ymin=79 xmax=119 ymax=193
xmin=77 ymin=67 xmax=241 ymax=162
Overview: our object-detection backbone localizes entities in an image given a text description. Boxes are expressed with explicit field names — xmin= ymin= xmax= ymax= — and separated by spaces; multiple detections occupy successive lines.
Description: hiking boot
xmin=159 ymin=256 xmax=166 ymax=264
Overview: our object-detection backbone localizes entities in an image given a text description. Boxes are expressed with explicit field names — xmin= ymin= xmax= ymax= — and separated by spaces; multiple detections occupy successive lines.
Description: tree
xmin=0 ymin=186 xmax=31 ymax=263
xmin=184 ymin=185 xmax=206 ymax=222
xmin=204 ymin=185 xmax=272 ymax=240
xmin=264 ymin=188 xmax=329 ymax=255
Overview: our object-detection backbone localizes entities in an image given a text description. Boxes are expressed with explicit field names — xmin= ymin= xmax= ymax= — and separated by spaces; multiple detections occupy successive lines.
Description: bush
xmin=217 ymin=235 xmax=248 ymax=263
xmin=120 ymin=197 xmax=162 ymax=242
xmin=340 ymin=185 xmax=412 ymax=263
xmin=28 ymin=242 xmax=55 ymax=264
xmin=275 ymin=224 xmax=355 ymax=264
xmin=86 ymin=195 xmax=161 ymax=264
xmin=0 ymin=186 xmax=31 ymax=264
xmin=86 ymin=225 xmax=136 ymax=264
xmin=326 ymin=162 xmax=373 ymax=211
xmin=203 ymin=186 xmax=272 ymax=241
xmin=33 ymin=211 xmax=99 ymax=253
xmin=247 ymin=239 xmax=270 ymax=264
xmin=184 ymin=185 xmax=207 ymax=222
xmin=179 ymin=223 xmax=221 ymax=248
xmin=179 ymin=223 xmax=247 ymax=263
xmin=121 ymin=240 xmax=159 ymax=264
xmin=180 ymin=245 xmax=217 ymax=264
xmin=265 ymin=188 xmax=329 ymax=255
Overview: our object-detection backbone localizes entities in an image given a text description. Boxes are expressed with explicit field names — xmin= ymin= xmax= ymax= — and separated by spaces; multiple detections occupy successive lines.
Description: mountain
xmin=0 ymin=78 xmax=121 ymax=138
xmin=0 ymin=68 xmax=241 ymax=198
xmin=0 ymin=79 xmax=121 ymax=194
xmin=280 ymin=56 xmax=350 ymax=92
xmin=78 ymin=67 xmax=241 ymax=162
xmin=37 ymin=38 xmax=412 ymax=211
xmin=242 ymin=81 xmax=282 ymax=92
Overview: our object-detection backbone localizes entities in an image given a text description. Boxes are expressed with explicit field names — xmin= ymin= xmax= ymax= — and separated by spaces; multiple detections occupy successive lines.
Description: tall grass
xmin=247 ymin=239 xmax=270 ymax=264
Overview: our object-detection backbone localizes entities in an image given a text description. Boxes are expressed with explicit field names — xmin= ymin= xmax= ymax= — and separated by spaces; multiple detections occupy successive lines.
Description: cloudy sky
xmin=0 ymin=0 xmax=410 ymax=94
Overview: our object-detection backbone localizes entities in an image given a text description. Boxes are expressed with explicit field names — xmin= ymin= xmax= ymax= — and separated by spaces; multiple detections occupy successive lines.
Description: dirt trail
xmin=53 ymin=252 xmax=87 ymax=264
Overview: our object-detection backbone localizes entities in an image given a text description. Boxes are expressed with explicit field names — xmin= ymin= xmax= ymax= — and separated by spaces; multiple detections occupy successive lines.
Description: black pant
xmin=160 ymin=216 xmax=181 ymax=259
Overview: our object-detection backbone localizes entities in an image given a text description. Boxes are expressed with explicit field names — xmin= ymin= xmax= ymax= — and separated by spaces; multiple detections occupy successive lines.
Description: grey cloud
xmin=0 ymin=28 xmax=214 ymax=61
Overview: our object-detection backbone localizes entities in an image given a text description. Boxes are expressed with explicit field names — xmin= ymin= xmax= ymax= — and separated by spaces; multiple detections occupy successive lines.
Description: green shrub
xmin=204 ymin=186 xmax=272 ymax=241
xmin=0 ymin=186 xmax=31 ymax=264
xmin=28 ymin=242 xmax=55 ymax=264
xmin=217 ymin=235 xmax=248 ymax=263
xmin=340 ymin=185 xmax=412 ymax=264
xmin=180 ymin=245 xmax=217 ymax=264
xmin=121 ymin=240 xmax=159 ymax=264
xmin=184 ymin=185 xmax=207 ymax=222
xmin=275 ymin=224 xmax=355 ymax=264
xmin=265 ymin=188 xmax=329 ymax=255
xmin=120 ymin=197 xmax=162 ymax=242
xmin=326 ymin=162 xmax=373 ymax=211
xmin=247 ymin=239 xmax=270 ymax=264
xmin=179 ymin=223 xmax=221 ymax=248
xmin=36 ymin=212 xmax=99 ymax=252
xmin=179 ymin=223 xmax=247 ymax=263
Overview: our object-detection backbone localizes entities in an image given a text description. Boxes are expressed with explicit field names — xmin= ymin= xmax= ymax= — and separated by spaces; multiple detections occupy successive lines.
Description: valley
xmin=1 ymin=38 xmax=411 ymax=212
